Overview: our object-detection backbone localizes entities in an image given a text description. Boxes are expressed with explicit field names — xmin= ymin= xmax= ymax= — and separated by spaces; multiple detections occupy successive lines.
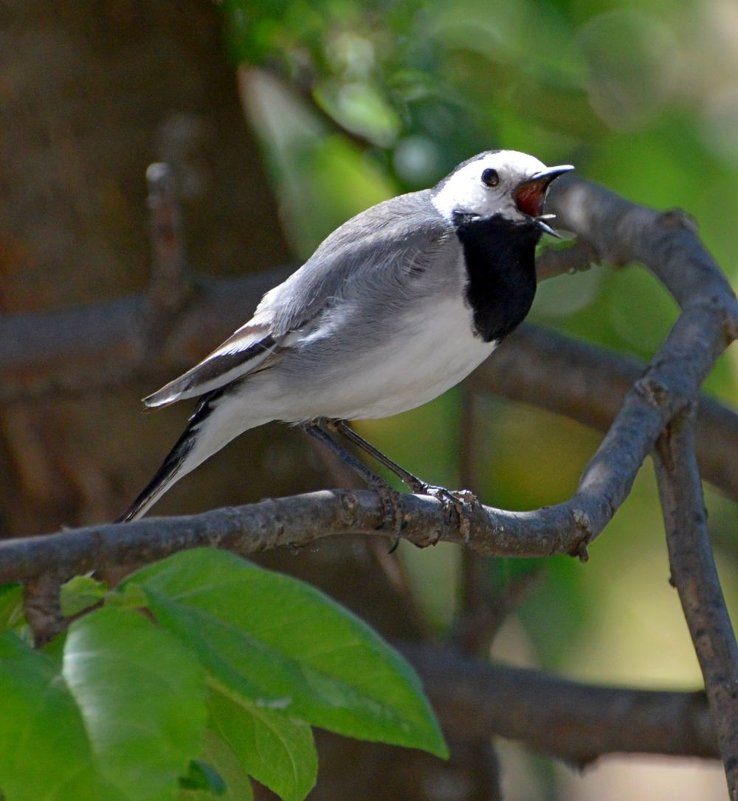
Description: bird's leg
xmin=300 ymin=420 xmax=404 ymax=538
xmin=328 ymin=419 xmax=479 ymax=535
xmin=327 ymin=419 xmax=428 ymax=493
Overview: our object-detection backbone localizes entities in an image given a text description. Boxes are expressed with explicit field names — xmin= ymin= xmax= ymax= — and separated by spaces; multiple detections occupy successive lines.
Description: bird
xmin=118 ymin=150 xmax=573 ymax=523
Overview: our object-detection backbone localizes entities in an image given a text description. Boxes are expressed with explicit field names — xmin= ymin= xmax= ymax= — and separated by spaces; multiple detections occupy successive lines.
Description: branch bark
xmin=22 ymin=573 xmax=64 ymax=647
xmin=0 ymin=490 xmax=574 ymax=583
xmin=404 ymin=644 xmax=718 ymax=764
xmin=654 ymin=407 xmax=738 ymax=799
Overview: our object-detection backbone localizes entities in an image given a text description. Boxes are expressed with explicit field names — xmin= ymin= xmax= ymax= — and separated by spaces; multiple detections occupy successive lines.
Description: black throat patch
xmin=454 ymin=214 xmax=541 ymax=343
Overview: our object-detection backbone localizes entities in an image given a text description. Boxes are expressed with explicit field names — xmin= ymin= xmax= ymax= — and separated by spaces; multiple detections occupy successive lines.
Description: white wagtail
xmin=119 ymin=150 xmax=573 ymax=523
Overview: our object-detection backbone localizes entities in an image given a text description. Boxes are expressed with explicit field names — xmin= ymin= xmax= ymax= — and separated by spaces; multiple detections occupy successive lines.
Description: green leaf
xmin=208 ymin=687 xmax=316 ymax=801
xmin=60 ymin=575 xmax=107 ymax=618
xmin=123 ymin=549 xmax=447 ymax=758
xmin=63 ymin=607 xmax=208 ymax=801
xmin=179 ymin=731 xmax=253 ymax=801
xmin=179 ymin=760 xmax=226 ymax=795
xmin=0 ymin=632 xmax=96 ymax=801
xmin=0 ymin=585 xmax=24 ymax=631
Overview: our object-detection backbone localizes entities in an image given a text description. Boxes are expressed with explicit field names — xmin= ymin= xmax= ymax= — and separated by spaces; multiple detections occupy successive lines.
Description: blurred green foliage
xmin=222 ymin=0 xmax=738 ymax=710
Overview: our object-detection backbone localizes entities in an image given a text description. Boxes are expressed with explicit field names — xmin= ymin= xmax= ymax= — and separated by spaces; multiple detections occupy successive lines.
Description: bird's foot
xmin=369 ymin=479 xmax=406 ymax=548
xmin=414 ymin=484 xmax=480 ymax=540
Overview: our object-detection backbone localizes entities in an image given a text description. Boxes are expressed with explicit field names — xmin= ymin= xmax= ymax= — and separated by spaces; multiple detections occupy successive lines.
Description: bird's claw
xmin=416 ymin=484 xmax=480 ymax=540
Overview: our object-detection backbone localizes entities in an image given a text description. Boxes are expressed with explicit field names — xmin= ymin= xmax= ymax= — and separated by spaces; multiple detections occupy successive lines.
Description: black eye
xmin=481 ymin=168 xmax=499 ymax=187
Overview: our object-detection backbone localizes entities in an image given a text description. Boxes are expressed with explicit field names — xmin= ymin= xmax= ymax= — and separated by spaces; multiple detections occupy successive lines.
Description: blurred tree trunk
xmin=0 ymin=0 xmax=298 ymax=533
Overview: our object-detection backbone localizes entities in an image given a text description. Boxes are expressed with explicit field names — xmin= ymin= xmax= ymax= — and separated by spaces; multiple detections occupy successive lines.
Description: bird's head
xmin=431 ymin=150 xmax=574 ymax=236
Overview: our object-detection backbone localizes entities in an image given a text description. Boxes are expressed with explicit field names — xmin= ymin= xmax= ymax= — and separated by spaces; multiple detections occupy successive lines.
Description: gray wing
xmin=265 ymin=190 xmax=456 ymax=335
xmin=143 ymin=320 xmax=279 ymax=407
xmin=145 ymin=190 xmax=456 ymax=407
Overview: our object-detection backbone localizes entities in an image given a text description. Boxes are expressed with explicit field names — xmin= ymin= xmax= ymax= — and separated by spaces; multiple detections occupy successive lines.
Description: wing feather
xmin=265 ymin=190 xmax=455 ymax=336
xmin=144 ymin=323 xmax=277 ymax=407
xmin=144 ymin=190 xmax=455 ymax=408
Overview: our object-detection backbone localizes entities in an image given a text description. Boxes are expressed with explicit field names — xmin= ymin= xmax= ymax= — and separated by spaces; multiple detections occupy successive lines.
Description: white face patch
xmin=430 ymin=150 xmax=548 ymax=223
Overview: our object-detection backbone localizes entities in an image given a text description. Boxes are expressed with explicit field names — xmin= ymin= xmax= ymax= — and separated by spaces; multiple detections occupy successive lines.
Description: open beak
xmin=514 ymin=165 xmax=574 ymax=237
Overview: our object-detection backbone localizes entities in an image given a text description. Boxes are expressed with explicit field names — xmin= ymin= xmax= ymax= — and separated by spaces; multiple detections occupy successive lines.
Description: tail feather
xmin=116 ymin=434 xmax=197 ymax=522
xmin=117 ymin=388 xmax=254 ymax=523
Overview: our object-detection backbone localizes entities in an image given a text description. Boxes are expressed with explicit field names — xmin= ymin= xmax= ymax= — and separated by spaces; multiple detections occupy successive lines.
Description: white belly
xmin=307 ymin=294 xmax=496 ymax=420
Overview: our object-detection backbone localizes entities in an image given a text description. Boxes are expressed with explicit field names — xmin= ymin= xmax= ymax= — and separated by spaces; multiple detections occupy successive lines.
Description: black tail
xmin=116 ymin=389 xmax=225 ymax=522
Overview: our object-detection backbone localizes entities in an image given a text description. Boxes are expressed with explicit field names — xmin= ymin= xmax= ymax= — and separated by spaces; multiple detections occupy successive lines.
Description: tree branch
xmin=0 ymin=269 xmax=292 ymax=402
xmin=4 ymin=285 xmax=736 ymax=498
xmin=403 ymin=644 xmax=718 ymax=765
xmin=0 ymin=489 xmax=595 ymax=584
xmin=534 ymin=237 xmax=598 ymax=282
xmin=654 ymin=407 xmax=738 ymax=798
xmin=0 ymin=238 xmax=596 ymax=404
xmin=472 ymin=323 xmax=738 ymax=499
xmin=138 ymin=162 xmax=194 ymax=348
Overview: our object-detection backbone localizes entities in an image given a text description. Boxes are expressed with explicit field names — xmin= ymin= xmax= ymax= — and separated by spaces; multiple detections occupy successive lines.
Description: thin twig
xmin=451 ymin=387 xmax=505 ymax=800
xmin=451 ymin=388 xmax=540 ymax=655
xmin=0 ymin=480 xmax=705 ymax=584
xmin=0 ymin=490 xmax=577 ymax=583
xmin=454 ymin=387 xmax=492 ymax=654
xmin=139 ymin=162 xmax=194 ymax=348
xmin=22 ymin=573 xmax=64 ymax=647
xmin=654 ymin=406 xmax=738 ymax=799
xmin=535 ymin=238 xmax=598 ymax=282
